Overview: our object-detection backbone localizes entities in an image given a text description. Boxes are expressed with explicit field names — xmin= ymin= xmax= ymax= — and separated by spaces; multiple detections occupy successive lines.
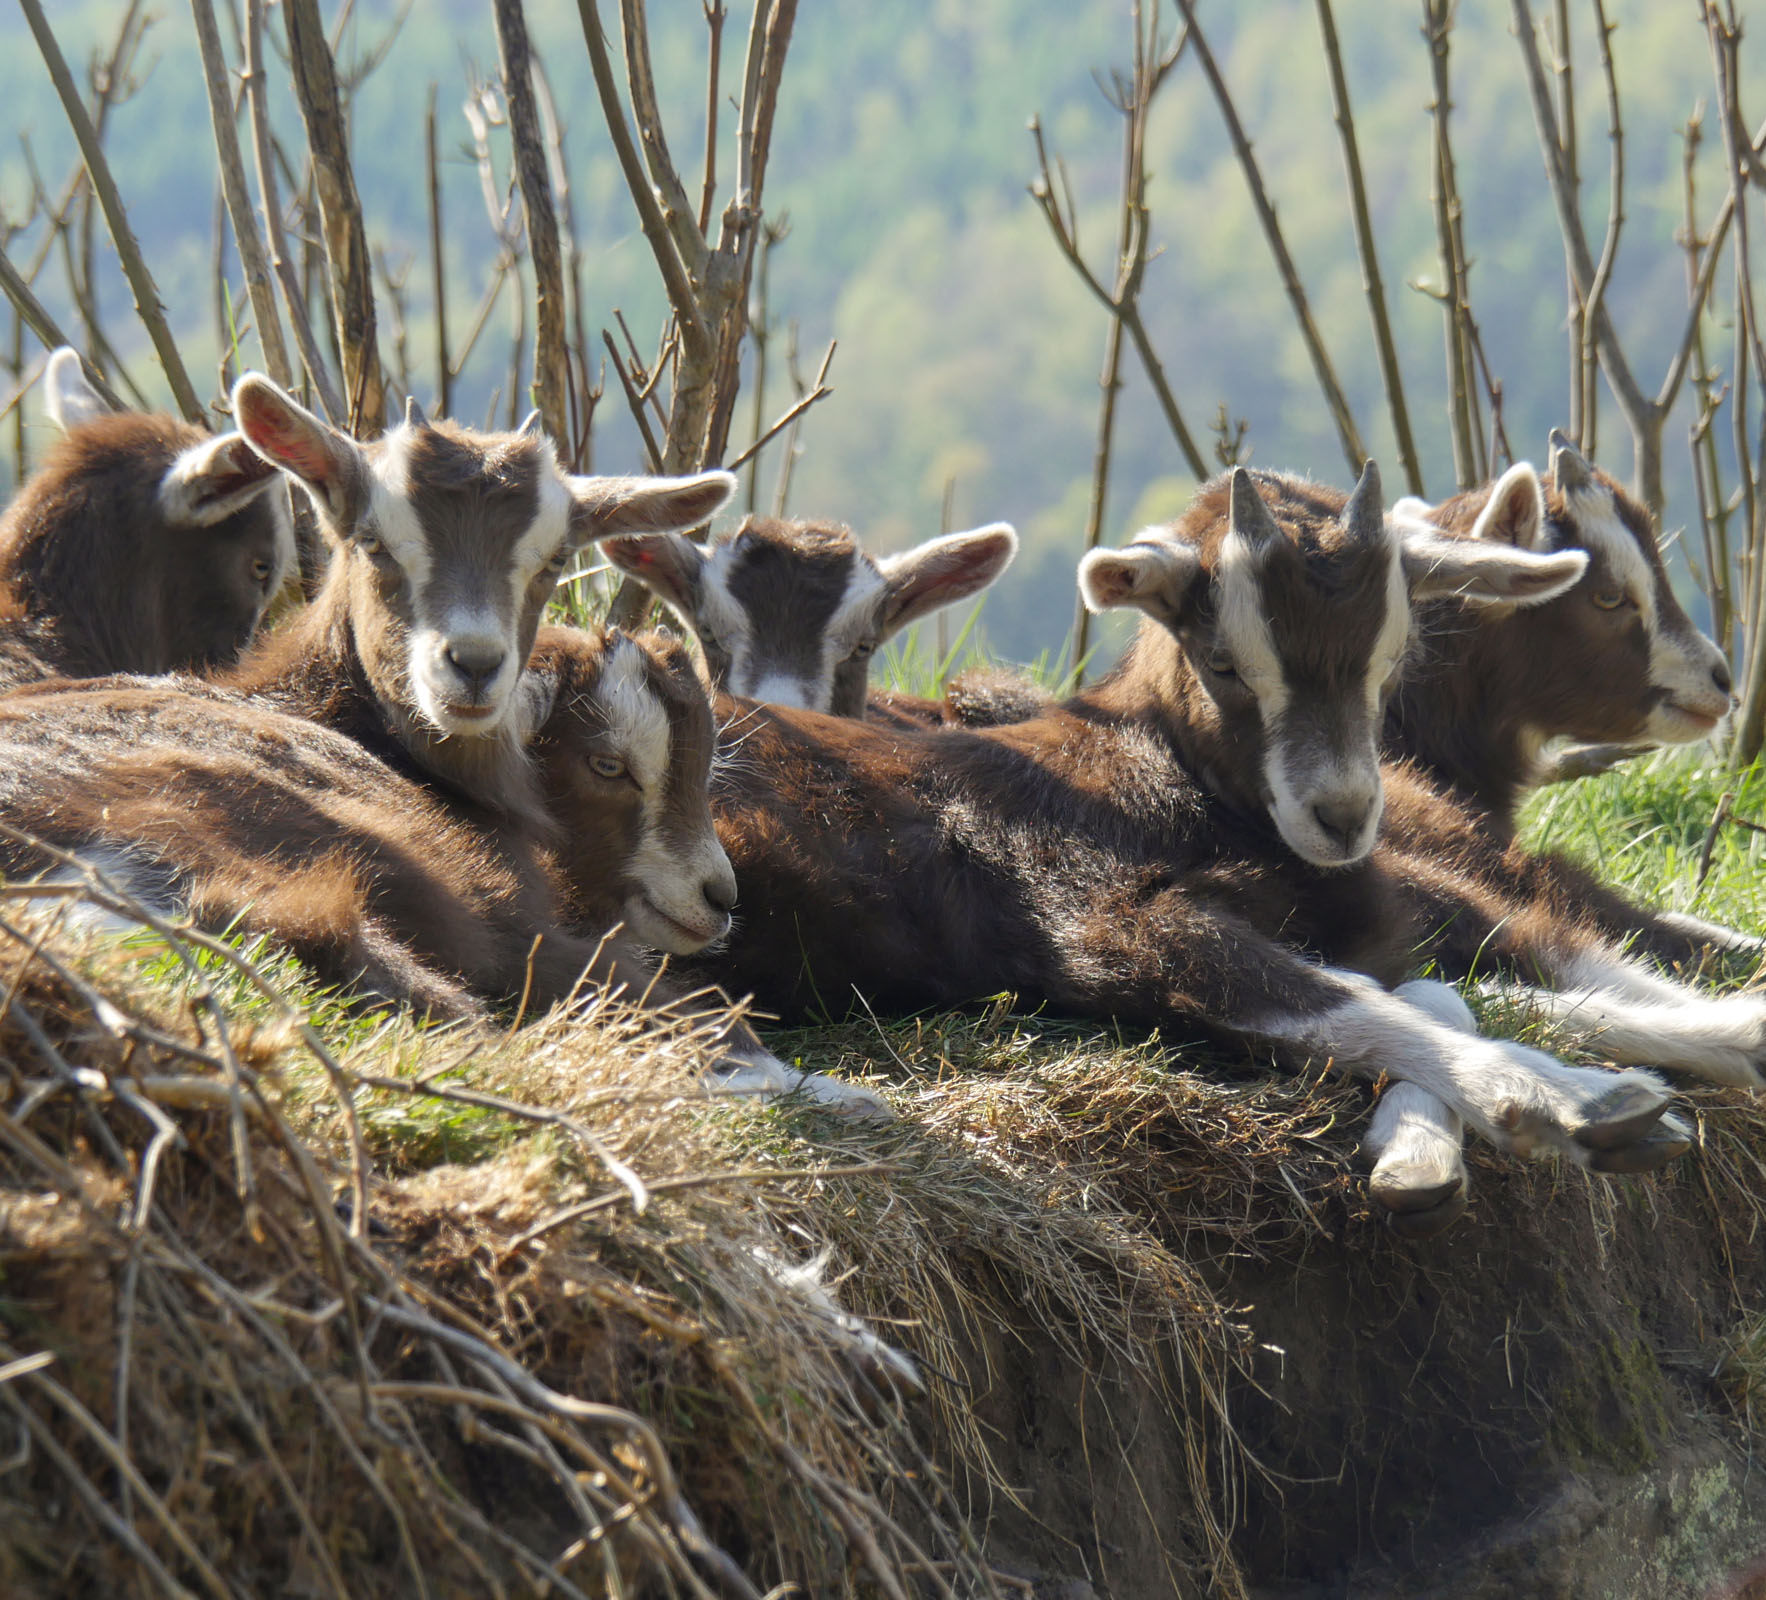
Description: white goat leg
xmin=1362 ymin=981 xmax=1472 ymax=1236
xmin=1267 ymin=969 xmax=1679 ymax=1160
xmin=1503 ymin=946 xmax=1766 ymax=1090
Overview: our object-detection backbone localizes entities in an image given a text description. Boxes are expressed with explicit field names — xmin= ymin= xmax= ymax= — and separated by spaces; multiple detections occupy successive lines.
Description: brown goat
xmin=0 ymin=628 xmax=881 ymax=1113
xmin=685 ymin=466 xmax=1707 ymax=1190
xmin=0 ymin=349 xmax=294 ymax=687
xmin=600 ymin=512 xmax=1018 ymax=717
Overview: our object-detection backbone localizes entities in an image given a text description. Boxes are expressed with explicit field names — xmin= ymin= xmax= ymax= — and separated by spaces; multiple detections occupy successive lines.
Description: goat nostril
xmin=702 ymin=877 xmax=737 ymax=916
xmin=1311 ymin=797 xmax=1370 ymax=848
xmin=1713 ymin=656 xmax=1735 ymax=697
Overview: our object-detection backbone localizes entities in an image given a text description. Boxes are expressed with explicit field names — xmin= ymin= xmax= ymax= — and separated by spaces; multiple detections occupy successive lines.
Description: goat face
xmin=530 ymin=628 xmax=737 ymax=955
xmin=231 ymin=375 xmax=734 ymax=740
xmin=1082 ymin=464 xmax=1585 ymax=870
xmin=600 ymin=516 xmax=1017 ymax=715
xmin=1541 ymin=434 xmax=1733 ymax=745
xmin=0 ymin=350 xmax=294 ymax=674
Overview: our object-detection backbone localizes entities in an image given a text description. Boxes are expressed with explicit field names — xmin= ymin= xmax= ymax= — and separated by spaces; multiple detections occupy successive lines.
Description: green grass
xmin=1518 ymin=747 xmax=1766 ymax=937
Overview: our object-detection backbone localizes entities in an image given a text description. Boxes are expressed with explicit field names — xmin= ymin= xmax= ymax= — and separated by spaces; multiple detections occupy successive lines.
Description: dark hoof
xmin=1571 ymin=1081 xmax=1671 ymax=1152
xmin=1587 ymin=1125 xmax=1692 ymax=1174
xmin=1385 ymin=1186 xmax=1468 ymax=1239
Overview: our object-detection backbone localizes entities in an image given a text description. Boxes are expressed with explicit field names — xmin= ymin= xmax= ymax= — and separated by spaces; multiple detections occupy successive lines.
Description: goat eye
xmin=588 ymin=754 xmax=629 ymax=781
xmin=250 ymin=558 xmax=273 ymax=583
xmin=358 ymin=534 xmax=385 ymax=557
xmin=1205 ymin=649 xmax=1237 ymax=678
xmin=848 ymin=640 xmax=877 ymax=662
xmin=544 ymin=549 xmax=569 ymax=575
xmin=1592 ymin=588 xmax=1629 ymax=611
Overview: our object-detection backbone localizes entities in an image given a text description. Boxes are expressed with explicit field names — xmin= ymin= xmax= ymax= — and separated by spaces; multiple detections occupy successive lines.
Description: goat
xmin=0 ymin=349 xmax=294 ymax=687
xmin=210 ymin=375 xmax=878 ymax=1111
xmin=0 ymin=628 xmax=880 ymax=1113
xmin=599 ymin=512 xmax=1018 ymax=716
xmin=685 ymin=465 xmax=1712 ymax=1195
xmin=1349 ymin=437 xmax=1747 ymax=1230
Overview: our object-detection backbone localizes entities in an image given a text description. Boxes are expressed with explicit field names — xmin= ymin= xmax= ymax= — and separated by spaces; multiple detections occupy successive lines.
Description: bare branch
xmin=425 ymin=85 xmax=450 ymax=417
xmin=1171 ymin=0 xmax=1367 ymax=477
xmin=493 ymin=0 xmax=570 ymax=450
xmin=619 ymin=0 xmax=707 ymax=272
xmin=724 ymin=338 xmax=833 ymax=470
xmin=190 ymin=0 xmax=292 ymax=387
xmin=282 ymin=0 xmax=386 ymax=432
xmin=18 ymin=0 xmax=205 ymax=420
xmin=0 ymin=246 xmax=125 ymax=411
xmin=1316 ymin=0 xmax=1423 ymax=496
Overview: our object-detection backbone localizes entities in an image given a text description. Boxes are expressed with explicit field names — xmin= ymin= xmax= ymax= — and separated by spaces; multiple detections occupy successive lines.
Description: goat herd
xmin=0 ymin=348 xmax=1758 ymax=1238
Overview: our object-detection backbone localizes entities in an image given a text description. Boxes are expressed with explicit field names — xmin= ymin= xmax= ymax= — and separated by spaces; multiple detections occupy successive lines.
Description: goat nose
xmin=702 ymin=873 xmax=737 ymax=916
xmin=446 ymin=639 xmax=507 ymax=691
xmin=1312 ymin=795 xmax=1373 ymax=851
xmin=1713 ymin=655 xmax=1734 ymax=697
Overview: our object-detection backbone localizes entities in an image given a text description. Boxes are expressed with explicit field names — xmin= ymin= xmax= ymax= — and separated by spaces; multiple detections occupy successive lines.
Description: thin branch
xmin=425 ymin=84 xmax=450 ymax=417
xmin=723 ymin=337 xmax=833 ymax=470
xmin=0 ymin=247 xmax=125 ymax=411
xmin=493 ymin=0 xmax=570 ymax=447
xmin=1170 ymin=0 xmax=1367 ymax=477
xmin=190 ymin=0 xmax=292 ymax=387
xmin=18 ymin=0 xmax=204 ymax=420
xmin=1316 ymin=0 xmax=1423 ymax=496
xmin=619 ymin=0 xmax=707 ymax=273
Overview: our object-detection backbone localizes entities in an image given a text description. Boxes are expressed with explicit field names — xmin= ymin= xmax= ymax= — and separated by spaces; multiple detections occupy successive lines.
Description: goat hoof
xmin=1368 ymin=1165 xmax=1465 ymax=1216
xmin=1586 ymin=1116 xmax=1692 ymax=1174
xmin=1385 ymin=1188 xmax=1468 ymax=1239
xmin=1571 ymin=1080 xmax=1671 ymax=1151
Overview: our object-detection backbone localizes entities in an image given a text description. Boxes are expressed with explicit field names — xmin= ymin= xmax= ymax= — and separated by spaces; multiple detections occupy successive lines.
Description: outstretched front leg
xmin=1050 ymin=889 xmax=1684 ymax=1168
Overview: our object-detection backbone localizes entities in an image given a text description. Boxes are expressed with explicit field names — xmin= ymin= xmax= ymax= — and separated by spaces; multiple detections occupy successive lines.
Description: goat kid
xmin=600 ymin=512 xmax=1018 ymax=717
xmin=0 ymin=349 xmax=294 ymax=687
xmin=0 ymin=629 xmax=878 ymax=1113
xmin=213 ymin=376 xmax=874 ymax=1110
xmin=1348 ymin=441 xmax=1744 ymax=1231
xmin=691 ymin=466 xmax=1693 ymax=1182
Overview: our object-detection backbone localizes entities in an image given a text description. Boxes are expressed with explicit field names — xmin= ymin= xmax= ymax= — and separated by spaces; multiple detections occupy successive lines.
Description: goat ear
xmin=1469 ymin=462 xmax=1547 ymax=551
xmin=1401 ymin=528 xmax=1588 ymax=607
xmin=231 ymin=374 xmax=366 ymax=526
xmin=598 ymin=531 xmax=707 ymax=617
xmin=564 ymin=469 xmax=737 ymax=548
xmin=44 ymin=347 xmax=113 ymax=431
xmin=878 ymin=523 xmax=1018 ymax=633
xmin=1078 ymin=536 xmax=1202 ymax=624
xmin=158 ymin=433 xmax=282 ymax=527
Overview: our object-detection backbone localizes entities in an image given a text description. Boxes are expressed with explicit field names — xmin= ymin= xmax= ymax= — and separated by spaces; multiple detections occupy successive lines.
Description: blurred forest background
xmin=0 ymin=0 xmax=1759 ymax=665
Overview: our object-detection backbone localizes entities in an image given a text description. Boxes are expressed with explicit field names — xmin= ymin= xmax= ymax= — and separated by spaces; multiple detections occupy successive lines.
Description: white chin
xmin=1273 ymin=809 xmax=1377 ymax=870
xmin=625 ymin=895 xmax=725 ymax=956
xmin=1646 ymin=704 xmax=1724 ymax=744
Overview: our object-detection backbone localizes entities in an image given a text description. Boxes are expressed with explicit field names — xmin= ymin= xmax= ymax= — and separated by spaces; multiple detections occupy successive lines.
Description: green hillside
xmin=1 ymin=1 xmax=1755 ymax=661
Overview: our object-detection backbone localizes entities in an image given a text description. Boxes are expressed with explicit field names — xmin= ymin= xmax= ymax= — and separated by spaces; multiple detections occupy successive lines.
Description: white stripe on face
xmin=1566 ymin=483 xmax=1731 ymax=734
xmin=365 ymin=425 xmax=433 ymax=594
xmin=509 ymin=441 xmax=573 ymax=623
xmin=600 ymin=636 xmax=671 ymax=795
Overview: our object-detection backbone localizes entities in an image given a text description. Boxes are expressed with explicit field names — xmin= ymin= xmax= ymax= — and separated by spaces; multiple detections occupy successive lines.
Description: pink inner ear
xmin=239 ymin=396 xmax=335 ymax=485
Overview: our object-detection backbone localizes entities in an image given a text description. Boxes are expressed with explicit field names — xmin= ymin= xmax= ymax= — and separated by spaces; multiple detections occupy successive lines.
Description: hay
xmin=0 ymin=845 xmax=1278 ymax=1597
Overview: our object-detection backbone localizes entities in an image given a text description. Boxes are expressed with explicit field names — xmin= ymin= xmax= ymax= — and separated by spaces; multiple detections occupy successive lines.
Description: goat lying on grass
xmin=600 ymin=512 xmax=1019 ymax=719
xmin=688 ymin=464 xmax=1703 ymax=1199
xmin=0 ymin=628 xmax=880 ymax=1114
xmin=1360 ymin=436 xmax=1748 ymax=1230
xmin=0 ymin=349 xmax=294 ymax=688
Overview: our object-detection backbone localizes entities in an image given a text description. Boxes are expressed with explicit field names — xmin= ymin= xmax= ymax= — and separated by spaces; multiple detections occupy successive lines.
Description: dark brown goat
xmin=600 ymin=512 xmax=1017 ymax=716
xmin=688 ymin=467 xmax=1709 ymax=1191
xmin=0 ymin=349 xmax=293 ymax=686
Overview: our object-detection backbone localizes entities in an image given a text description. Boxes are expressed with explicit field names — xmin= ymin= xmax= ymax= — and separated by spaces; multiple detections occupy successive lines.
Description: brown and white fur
xmin=691 ymin=465 xmax=1700 ymax=1177
xmin=197 ymin=374 xmax=876 ymax=1110
xmin=1354 ymin=439 xmax=1748 ymax=1230
xmin=600 ymin=513 xmax=1018 ymax=717
xmin=0 ymin=348 xmax=294 ymax=687
xmin=0 ymin=629 xmax=878 ymax=1113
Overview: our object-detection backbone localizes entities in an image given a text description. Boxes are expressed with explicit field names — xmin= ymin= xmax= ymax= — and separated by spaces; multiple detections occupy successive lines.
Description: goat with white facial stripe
xmin=1349 ymin=437 xmax=1749 ymax=1235
xmin=0 ymin=348 xmax=294 ymax=688
xmin=601 ymin=513 xmax=1018 ymax=717
xmin=684 ymin=464 xmax=1688 ymax=1177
